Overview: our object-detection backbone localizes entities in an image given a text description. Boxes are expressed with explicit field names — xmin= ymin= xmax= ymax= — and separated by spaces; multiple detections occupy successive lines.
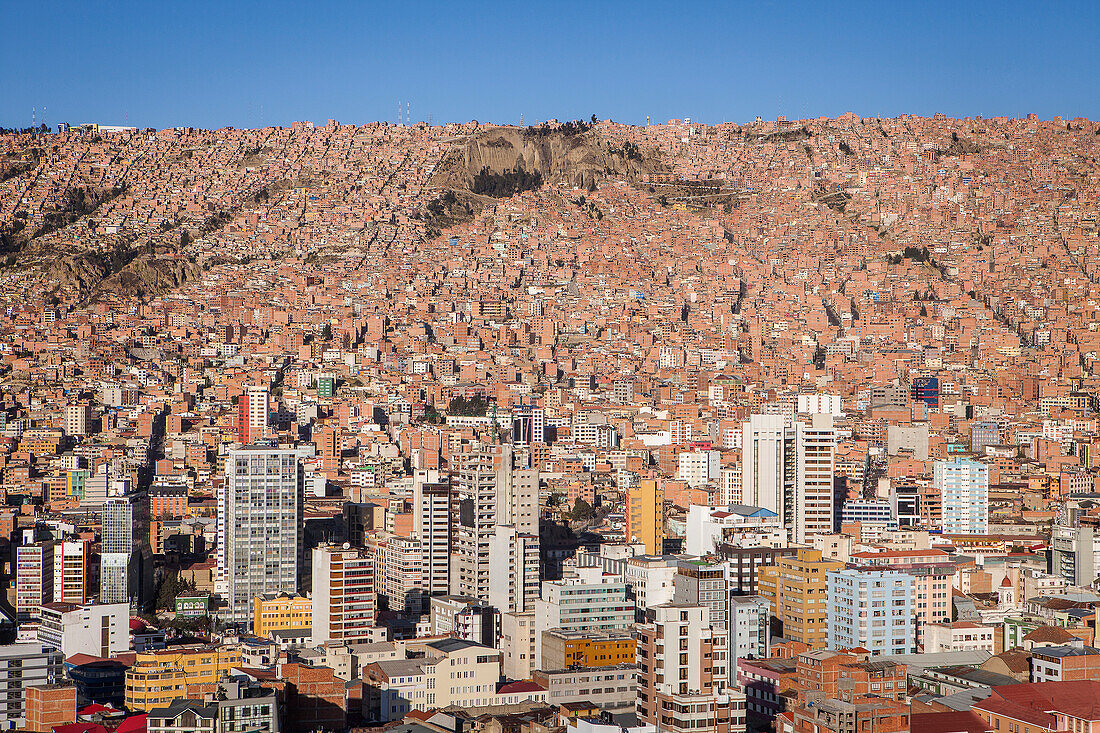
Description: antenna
xmin=406 ymin=101 xmax=410 ymax=125
xmin=398 ymin=99 xmax=402 ymax=126
xmin=32 ymin=106 xmax=36 ymax=130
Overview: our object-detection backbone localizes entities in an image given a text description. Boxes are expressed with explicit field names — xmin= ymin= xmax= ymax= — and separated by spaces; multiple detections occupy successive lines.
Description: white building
xmin=729 ymin=595 xmax=771 ymax=675
xmin=0 ymin=644 xmax=63 ymax=729
xmin=37 ymin=602 xmax=129 ymax=657
xmin=678 ymin=450 xmax=720 ymax=487
xmin=935 ymin=457 xmax=989 ymax=534
xmin=796 ymin=394 xmax=843 ymax=417
xmin=15 ymin=542 xmax=53 ymax=620
xmin=219 ymin=446 xmax=304 ymax=625
xmin=923 ymin=622 xmax=996 ymax=653
xmin=534 ymin=566 xmax=633 ymax=668
xmin=685 ymin=504 xmax=781 ymax=556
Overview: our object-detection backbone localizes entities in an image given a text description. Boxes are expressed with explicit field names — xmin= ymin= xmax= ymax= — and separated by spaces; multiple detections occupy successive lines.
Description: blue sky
xmin=2 ymin=0 xmax=1098 ymax=130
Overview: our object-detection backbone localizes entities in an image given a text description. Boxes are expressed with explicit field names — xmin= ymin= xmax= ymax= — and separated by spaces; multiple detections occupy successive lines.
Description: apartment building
xmin=758 ymin=549 xmax=844 ymax=649
xmin=826 ymin=569 xmax=915 ymax=656
xmin=634 ymin=604 xmax=746 ymax=733
xmin=252 ymin=593 xmax=312 ymax=637
xmin=312 ymin=543 xmax=377 ymax=645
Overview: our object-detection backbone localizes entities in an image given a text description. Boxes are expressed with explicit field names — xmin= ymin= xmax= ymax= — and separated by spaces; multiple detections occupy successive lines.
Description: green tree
xmin=571 ymin=497 xmax=594 ymax=520
xmin=321 ymin=322 xmax=333 ymax=341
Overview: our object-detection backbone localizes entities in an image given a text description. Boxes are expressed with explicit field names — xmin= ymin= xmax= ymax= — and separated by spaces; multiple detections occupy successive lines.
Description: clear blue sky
xmin=3 ymin=0 xmax=1098 ymax=130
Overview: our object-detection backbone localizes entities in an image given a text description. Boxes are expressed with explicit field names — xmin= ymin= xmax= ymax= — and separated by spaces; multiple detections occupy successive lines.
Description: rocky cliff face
xmin=429 ymin=125 xmax=666 ymax=192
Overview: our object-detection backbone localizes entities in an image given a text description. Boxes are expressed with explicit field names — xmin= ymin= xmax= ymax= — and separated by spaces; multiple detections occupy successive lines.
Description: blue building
xmin=827 ymin=568 xmax=914 ymax=655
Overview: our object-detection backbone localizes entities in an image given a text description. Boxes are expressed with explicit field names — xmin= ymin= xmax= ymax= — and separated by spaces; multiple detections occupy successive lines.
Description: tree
xmin=591 ymin=114 xmax=598 ymax=124
xmin=321 ymin=322 xmax=333 ymax=341
xmin=571 ymin=497 xmax=594 ymax=520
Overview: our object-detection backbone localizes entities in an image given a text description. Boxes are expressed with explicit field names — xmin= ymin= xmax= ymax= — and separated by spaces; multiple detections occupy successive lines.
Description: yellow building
xmin=626 ymin=479 xmax=664 ymax=555
xmin=124 ymin=646 xmax=242 ymax=711
xmin=540 ymin=629 xmax=637 ymax=670
xmin=758 ymin=548 xmax=844 ymax=649
xmin=252 ymin=592 xmax=312 ymax=636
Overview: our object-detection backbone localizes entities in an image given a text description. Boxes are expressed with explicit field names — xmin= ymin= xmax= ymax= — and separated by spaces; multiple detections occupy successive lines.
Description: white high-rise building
xmin=729 ymin=595 xmax=771 ymax=675
xmin=413 ymin=472 xmax=452 ymax=599
xmin=219 ymin=446 xmax=304 ymax=625
xmin=66 ymin=403 xmax=90 ymax=436
xmin=793 ymin=414 xmax=837 ymax=543
xmin=488 ymin=524 xmax=539 ymax=615
xmin=15 ymin=542 xmax=53 ymax=620
xmin=450 ymin=446 xmax=538 ymax=601
xmin=741 ymin=414 xmax=790 ymax=523
xmin=935 ymin=457 xmax=989 ymax=534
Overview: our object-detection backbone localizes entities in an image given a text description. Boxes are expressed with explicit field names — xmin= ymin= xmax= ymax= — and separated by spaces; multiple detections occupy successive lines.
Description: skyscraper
xmin=741 ymin=414 xmax=788 ymax=520
xmin=626 ymin=478 xmax=664 ymax=555
xmin=100 ymin=493 xmax=150 ymax=607
xmin=450 ymin=446 xmax=538 ymax=601
xmin=935 ymin=457 xmax=989 ymax=534
xmin=412 ymin=472 xmax=452 ymax=600
xmin=741 ymin=413 xmax=836 ymax=542
xmin=793 ymin=414 xmax=837 ymax=543
xmin=236 ymin=384 xmax=270 ymax=444
xmin=311 ymin=543 xmax=376 ymax=644
xmin=219 ymin=446 xmax=304 ymax=625
xmin=15 ymin=541 xmax=54 ymax=620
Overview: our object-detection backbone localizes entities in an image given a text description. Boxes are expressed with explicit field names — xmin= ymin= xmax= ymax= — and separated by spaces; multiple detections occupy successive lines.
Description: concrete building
xmin=37 ymin=602 xmax=129 ymax=658
xmin=923 ymin=622 xmax=997 ymax=653
xmin=450 ymin=447 xmax=538 ymax=601
xmin=0 ymin=645 xmax=64 ymax=730
xmin=935 ymin=457 xmax=989 ymax=534
xmin=634 ymin=604 xmax=746 ymax=733
xmin=501 ymin=611 xmax=535 ymax=680
xmin=429 ymin=595 xmax=499 ymax=647
xmin=218 ymin=446 xmax=304 ymax=625
xmin=677 ymin=449 xmax=720 ymax=487
xmin=534 ymin=567 xmax=633 ymax=667
xmin=729 ymin=596 xmax=771 ymax=674
xmin=533 ymin=665 xmax=637 ymax=712
xmin=758 ymin=549 xmax=844 ymax=649
xmin=312 ymin=543 xmax=376 ymax=645
xmin=16 ymin=541 xmax=53 ymax=620
xmin=793 ymin=415 xmax=837 ymax=543
xmin=826 ymin=569 xmax=915 ymax=655
xmin=626 ymin=478 xmax=664 ymax=555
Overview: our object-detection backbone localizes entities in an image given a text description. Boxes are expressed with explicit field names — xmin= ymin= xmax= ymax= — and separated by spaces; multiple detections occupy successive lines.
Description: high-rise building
xmin=1051 ymin=524 xmax=1100 ymax=587
xmin=626 ymin=478 xmax=664 ymax=555
xmin=827 ymin=568 xmax=915 ymax=655
xmin=741 ymin=414 xmax=835 ymax=542
xmin=412 ymin=474 xmax=451 ymax=599
xmin=16 ymin=541 xmax=54 ymax=620
xmin=311 ymin=543 xmax=376 ymax=645
xmin=100 ymin=493 xmax=150 ymax=607
xmin=511 ymin=404 xmax=545 ymax=444
xmin=0 ymin=644 xmax=63 ymax=730
xmin=450 ymin=446 xmax=538 ymax=600
xmin=488 ymin=524 xmax=539 ymax=615
xmin=673 ymin=559 xmax=728 ymax=625
xmin=678 ymin=449 xmax=720 ymax=487
xmin=793 ymin=415 xmax=836 ymax=543
xmin=741 ymin=414 xmax=789 ymax=521
xmin=65 ymin=403 xmax=90 ymax=437
xmin=218 ymin=446 xmax=304 ymax=625
xmin=935 ymin=457 xmax=989 ymax=534
xmin=534 ymin=567 xmax=633 ymax=667
xmin=634 ymin=604 xmax=746 ymax=733
xmin=758 ymin=549 xmax=844 ymax=649
xmin=236 ymin=385 xmax=270 ymax=444
xmin=53 ymin=540 xmax=89 ymax=605
xmin=728 ymin=596 xmax=770 ymax=676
